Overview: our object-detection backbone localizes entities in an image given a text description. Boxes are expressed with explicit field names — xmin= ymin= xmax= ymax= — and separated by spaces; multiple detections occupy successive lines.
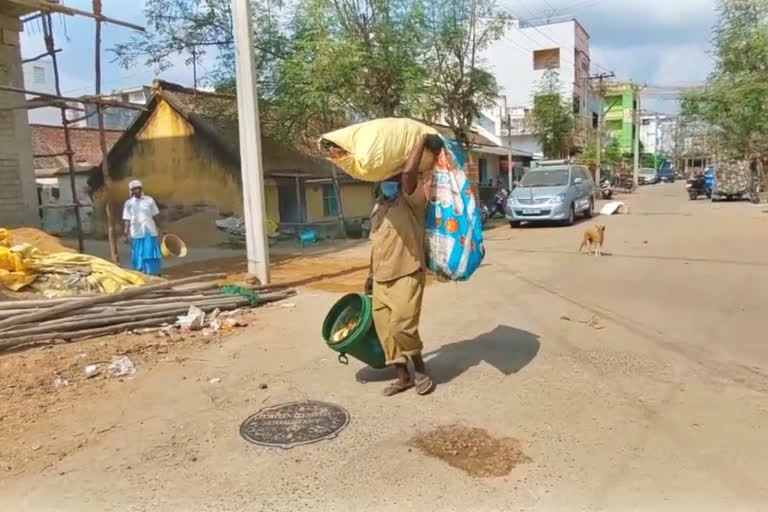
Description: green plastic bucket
xmin=322 ymin=293 xmax=386 ymax=369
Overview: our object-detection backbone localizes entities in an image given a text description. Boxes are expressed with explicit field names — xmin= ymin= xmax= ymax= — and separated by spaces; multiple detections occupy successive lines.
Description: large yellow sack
xmin=321 ymin=118 xmax=438 ymax=182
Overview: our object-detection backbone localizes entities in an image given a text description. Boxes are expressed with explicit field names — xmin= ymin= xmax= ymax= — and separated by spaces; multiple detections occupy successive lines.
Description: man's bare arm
xmin=400 ymin=135 xmax=429 ymax=195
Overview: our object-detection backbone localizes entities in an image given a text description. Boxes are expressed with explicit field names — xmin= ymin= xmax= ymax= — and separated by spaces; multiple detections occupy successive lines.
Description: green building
xmin=603 ymin=84 xmax=638 ymax=153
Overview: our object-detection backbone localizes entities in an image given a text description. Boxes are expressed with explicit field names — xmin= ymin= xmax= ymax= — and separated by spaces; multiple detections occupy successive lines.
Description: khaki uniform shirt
xmin=370 ymin=187 xmax=427 ymax=283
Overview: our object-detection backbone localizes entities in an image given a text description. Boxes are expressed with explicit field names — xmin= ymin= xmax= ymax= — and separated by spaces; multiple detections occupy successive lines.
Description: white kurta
xmin=122 ymin=195 xmax=160 ymax=239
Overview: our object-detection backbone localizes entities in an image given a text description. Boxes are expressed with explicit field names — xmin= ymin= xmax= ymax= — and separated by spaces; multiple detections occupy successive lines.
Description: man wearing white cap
xmin=122 ymin=179 xmax=163 ymax=275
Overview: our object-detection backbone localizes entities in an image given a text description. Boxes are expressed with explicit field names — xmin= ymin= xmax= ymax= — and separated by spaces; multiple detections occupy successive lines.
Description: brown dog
xmin=579 ymin=225 xmax=606 ymax=256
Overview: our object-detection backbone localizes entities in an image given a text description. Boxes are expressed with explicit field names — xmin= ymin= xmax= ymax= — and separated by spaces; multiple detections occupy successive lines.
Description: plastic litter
xmin=53 ymin=376 xmax=70 ymax=389
xmin=84 ymin=364 xmax=102 ymax=378
xmin=177 ymin=305 xmax=206 ymax=331
xmin=106 ymin=356 xmax=136 ymax=378
xmin=207 ymin=308 xmax=222 ymax=333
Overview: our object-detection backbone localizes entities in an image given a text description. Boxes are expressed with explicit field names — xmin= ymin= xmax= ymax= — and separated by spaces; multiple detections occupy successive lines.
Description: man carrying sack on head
xmin=365 ymin=134 xmax=443 ymax=397
xmin=122 ymin=179 xmax=163 ymax=276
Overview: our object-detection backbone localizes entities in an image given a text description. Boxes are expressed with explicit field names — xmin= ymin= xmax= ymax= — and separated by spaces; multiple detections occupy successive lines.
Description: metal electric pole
xmin=231 ymin=0 xmax=270 ymax=284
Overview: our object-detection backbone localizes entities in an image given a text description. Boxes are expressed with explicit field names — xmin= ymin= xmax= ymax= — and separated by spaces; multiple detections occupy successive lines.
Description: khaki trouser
xmin=372 ymin=270 xmax=425 ymax=365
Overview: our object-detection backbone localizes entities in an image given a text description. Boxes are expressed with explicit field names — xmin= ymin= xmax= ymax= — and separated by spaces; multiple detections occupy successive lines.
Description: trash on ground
xmin=216 ymin=216 xmax=279 ymax=242
xmin=409 ymin=425 xmax=531 ymax=478
xmin=600 ymin=201 xmax=628 ymax=216
xmin=177 ymin=305 xmax=206 ymax=331
xmin=106 ymin=356 xmax=136 ymax=378
xmin=209 ymin=377 xmax=221 ymax=384
xmin=53 ymin=376 xmax=70 ymax=389
xmin=84 ymin=364 xmax=102 ymax=379
xmin=560 ymin=314 xmax=605 ymax=330
xmin=0 ymin=272 xmax=297 ymax=353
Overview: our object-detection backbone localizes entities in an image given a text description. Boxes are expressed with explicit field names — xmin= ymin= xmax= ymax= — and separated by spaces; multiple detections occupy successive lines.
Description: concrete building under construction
xmin=0 ymin=3 xmax=39 ymax=227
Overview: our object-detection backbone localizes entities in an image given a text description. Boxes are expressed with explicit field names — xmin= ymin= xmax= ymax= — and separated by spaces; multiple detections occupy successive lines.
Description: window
xmin=478 ymin=158 xmax=488 ymax=185
xmin=51 ymin=187 xmax=60 ymax=200
xmin=533 ymin=48 xmax=560 ymax=70
xmin=33 ymin=65 xmax=46 ymax=85
xmin=592 ymin=112 xmax=599 ymax=129
xmin=570 ymin=167 xmax=590 ymax=185
xmin=322 ymin=184 xmax=338 ymax=217
xmin=573 ymin=95 xmax=581 ymax=114
xmin=576 ymin=166 xmax=591 ymax=182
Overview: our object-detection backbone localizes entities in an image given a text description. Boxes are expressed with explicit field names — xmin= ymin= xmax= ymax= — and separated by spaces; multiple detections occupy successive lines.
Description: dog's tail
xmin=578 ymin=239 xmax=586 ymax=253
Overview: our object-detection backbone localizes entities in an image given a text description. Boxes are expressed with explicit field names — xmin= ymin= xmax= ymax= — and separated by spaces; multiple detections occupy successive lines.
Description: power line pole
xmin=588 ymin=72 xmax=615 ymax=186
xmin=232 ymin=0 xmax=270 ymax=284
xmin=632 ymin=83 xmax=642 ymax=189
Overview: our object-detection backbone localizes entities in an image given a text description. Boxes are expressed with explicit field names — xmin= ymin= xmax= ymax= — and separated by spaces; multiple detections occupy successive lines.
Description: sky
xmin=19 ymin=0 xmax=718 ymax=115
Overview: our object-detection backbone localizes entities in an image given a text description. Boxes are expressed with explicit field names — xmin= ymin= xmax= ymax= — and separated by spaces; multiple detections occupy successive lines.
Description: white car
xmin=638 ymin=168 xmax=659 ymax=185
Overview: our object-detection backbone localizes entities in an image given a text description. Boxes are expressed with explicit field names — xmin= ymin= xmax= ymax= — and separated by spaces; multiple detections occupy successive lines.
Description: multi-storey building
xmin=478 ymin=17 xmax=597 ymax=157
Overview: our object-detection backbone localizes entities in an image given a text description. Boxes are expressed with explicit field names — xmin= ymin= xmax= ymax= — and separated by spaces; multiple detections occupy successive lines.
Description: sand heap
xmin=9 ymin=228 xmax=76 ymax=254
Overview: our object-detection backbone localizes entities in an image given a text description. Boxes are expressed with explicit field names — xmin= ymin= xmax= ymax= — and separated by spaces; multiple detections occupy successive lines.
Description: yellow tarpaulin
xmin=0 ymin=228 xmax=149 ymax=295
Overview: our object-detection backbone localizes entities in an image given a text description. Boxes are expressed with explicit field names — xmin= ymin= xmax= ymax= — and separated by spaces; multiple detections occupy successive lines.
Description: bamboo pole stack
xmin=0 ymin=274 xmax=296 ymax=352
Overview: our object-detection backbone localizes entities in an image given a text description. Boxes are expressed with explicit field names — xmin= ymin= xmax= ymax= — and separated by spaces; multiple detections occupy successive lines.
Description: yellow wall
xmin=109 ymin=99 xmax=280 ymax=223
xmin=305 ymin=182 xmax=374 ymax=222
xmin=341 ymin=183 xmax=375 ymax=217
xmin=264 ymin=181 xmax=279 ymax=223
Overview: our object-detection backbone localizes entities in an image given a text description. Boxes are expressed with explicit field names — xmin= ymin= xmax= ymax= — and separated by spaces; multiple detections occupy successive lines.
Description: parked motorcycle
xmin=687 ymin=174 xmax=712 ymax=200
xmin=600 ymin=179 xmax=613 ymax=199
xmin=479 ymin=201 xmax=490 ymax=226
xmin=490 ymin=188 xmax=509 ymax=218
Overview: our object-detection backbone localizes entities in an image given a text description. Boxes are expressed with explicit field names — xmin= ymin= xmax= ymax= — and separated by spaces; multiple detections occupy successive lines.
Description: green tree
xmin=270 ymin=0 xmax=428 ymax=139
xmin=682 ymin=0 xmax=768 ymax=162
xmin=576 ymin=137 xmax=623 ymax=168
xmin=111 ymin=0 xmax=286 ymax=89
xmin=531 ymin=69 xmax=573 ymax=158
xmin=418 ymin=0 xmax=509 ymax=141
xmin=113 ymin=0 xmax=509 ymax=145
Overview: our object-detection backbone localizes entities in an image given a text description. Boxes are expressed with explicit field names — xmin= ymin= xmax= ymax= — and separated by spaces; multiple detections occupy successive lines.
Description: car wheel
xmin=565 ymin=204 xmax=575 ymax=226
xmin=509 ymin=221 xmax=519 ymax=228
xmin=583 ymin=198 xmax=594 ymax=218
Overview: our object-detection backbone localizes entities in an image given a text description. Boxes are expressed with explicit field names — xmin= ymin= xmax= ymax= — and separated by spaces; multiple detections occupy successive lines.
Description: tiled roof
xmin=30 ymin=124 xmax=123 ymax=173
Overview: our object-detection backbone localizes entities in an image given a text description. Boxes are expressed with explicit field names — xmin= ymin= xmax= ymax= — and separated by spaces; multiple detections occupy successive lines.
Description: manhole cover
xmin=239 ymin=401 xmax=350 ymax=449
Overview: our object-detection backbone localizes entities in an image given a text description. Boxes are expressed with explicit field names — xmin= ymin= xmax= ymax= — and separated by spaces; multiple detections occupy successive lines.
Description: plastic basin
xmin=161 ymin=233 xmax=188 ymax=258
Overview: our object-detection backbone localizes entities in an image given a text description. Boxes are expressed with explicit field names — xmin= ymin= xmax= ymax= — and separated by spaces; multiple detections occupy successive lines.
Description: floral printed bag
xmin=424 ymin=138 xmax=485 ymax=281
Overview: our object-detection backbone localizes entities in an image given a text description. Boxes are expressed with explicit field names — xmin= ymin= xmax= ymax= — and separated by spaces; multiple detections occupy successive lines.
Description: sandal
xmin=414 ymin=372 xmax=435 ymax=395
xmin=382 ymin=381 xmax=413 ymax=396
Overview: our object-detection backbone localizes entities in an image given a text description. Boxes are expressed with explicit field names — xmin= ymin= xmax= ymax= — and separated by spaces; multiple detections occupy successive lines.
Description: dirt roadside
xmin=0 ymin=243 xmax=373 ymax=477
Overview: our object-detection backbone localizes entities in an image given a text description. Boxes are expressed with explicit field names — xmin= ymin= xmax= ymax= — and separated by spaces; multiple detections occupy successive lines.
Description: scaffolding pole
xmin=14 ymin=1 xmax=145 ymax=263
xmin=93 ymin=0 xmax=118 ymax=263
xmin=7 ymin=0 xmax=145 ymax=31
xmin=0 ymin=86 xmax=147 ymax=111
xmin=43 ymin=13 xmax=84 ymax=252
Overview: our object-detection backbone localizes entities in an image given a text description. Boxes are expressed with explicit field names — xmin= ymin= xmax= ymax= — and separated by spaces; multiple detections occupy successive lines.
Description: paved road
xmin=3 ymin=184 xmax=768 ymax=511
